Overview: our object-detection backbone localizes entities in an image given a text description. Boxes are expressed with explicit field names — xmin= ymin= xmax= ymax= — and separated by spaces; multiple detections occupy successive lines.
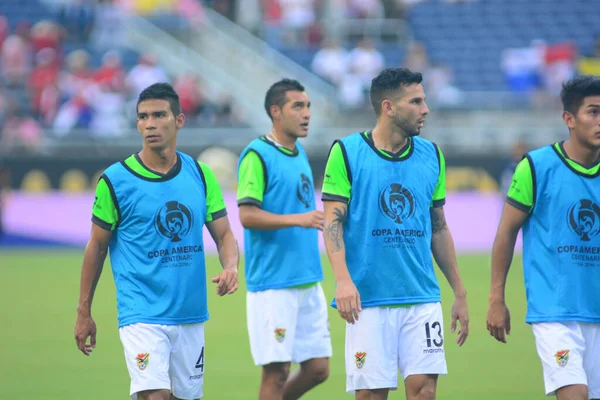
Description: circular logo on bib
xmin=379 ymin=183 xmax=416 ymax=224
xmin=567 ymin=199 xmax=600 ymax=242
xmin=154 ymin=201 xmax=194 ymax=242
xmin=297 ymin=173 xmax=313 ymax=209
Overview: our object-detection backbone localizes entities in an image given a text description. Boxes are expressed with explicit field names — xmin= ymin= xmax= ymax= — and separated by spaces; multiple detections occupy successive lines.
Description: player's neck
xmin=563 ymin=138 xmax=600 ymax=167
xmin=139 ymin=146 xmax=178 ymax=174
xmin=371 ymin=123 xmax=408 ymax=153
xmin=268 ymin=128 xmax=297 ymax=151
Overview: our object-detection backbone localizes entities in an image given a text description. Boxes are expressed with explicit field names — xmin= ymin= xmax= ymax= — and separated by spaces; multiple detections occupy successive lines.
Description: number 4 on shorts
xmin=425 ymin=322 xmax=444 ymax=348
xmin=195 ymin=346 xmax=205 ymax=371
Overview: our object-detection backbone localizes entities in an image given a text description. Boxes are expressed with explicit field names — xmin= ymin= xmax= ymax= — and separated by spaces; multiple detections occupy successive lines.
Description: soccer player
xmin=322 ymin=68 xmax=469 ymax=400
xmin=487 ymin=75 xmax=600 ymax=400
xmin=237 ymin=79 xmax=331 ymax=400
xmin=74 ymin=83 xmax=239 ymax=400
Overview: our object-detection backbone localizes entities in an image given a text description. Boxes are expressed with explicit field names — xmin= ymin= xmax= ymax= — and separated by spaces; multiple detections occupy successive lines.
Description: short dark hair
xmin=370 ymin=68 xmax=423 ymax=117
xmin=264 ymin=78 xmax=305 ymax=121
xmin=137 ymin=82 xmax=182 ymax=116
xmin=561 ymin=75 xmax=600 ymax=115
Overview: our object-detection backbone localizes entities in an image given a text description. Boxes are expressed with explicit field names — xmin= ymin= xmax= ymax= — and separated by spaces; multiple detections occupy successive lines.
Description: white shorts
xmin=246 ymin=283 xmax=332 ymax=366
xmin=119 ymin=323 xmax=205 ymax=400
xmin=345 ymin=303 xmax=448 ymax=393
xmin=532 ymin=322 xmax=600 ymax=398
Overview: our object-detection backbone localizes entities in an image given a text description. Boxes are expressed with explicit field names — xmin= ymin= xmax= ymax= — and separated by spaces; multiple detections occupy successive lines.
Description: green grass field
xmin=0 ymin=250 xmax=545 ymax=400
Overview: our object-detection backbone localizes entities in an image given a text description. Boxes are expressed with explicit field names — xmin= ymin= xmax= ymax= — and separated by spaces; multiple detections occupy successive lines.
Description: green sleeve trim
xmin=431 ymin=144 xmax=446 ymax=207
xmin=321 ymin=141 xmax=351 ymax=202
xmin=237 ymin=150 xmax=266 ymax=206
xmin=199 ymin=162 xmax=227 ymax=222
xmin=92 ymin=176 xmax=119 ymax=230
xmin=506 ymin=157 xmax=534 ymax=211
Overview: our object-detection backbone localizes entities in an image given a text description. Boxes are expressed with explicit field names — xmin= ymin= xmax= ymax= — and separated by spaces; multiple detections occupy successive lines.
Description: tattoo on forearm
xmin=430 ymin=208 xmax=448 ymax=234
xmin=325 ymin=207 xmax=347 ymax=252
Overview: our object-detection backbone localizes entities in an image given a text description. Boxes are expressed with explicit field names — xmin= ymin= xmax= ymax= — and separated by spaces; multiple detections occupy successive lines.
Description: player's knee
xmin=415 ymin=385 xmax=436 ymax=400
xmin=308 ymin=361 xmax=329 ymax=385
xmin=262 ymin=362 xmax=291 ymax=389
xmin=406 ymin=376 xmax=437 ymax=400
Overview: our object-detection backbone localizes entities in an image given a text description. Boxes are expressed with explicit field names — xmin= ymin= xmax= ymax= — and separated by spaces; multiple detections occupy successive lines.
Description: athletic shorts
xmin=246 ymin=283 xmax=332 ymax=366
xmin=119 ymin=322 xmax=205 ymax=399
xmin=532 ymin=322 xmax=600 ymax=398
xmin=345 ymin=303 xmax=448 ymax=393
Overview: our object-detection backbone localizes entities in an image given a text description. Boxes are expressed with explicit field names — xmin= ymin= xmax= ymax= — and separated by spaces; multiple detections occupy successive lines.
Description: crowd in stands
xmin=1 ymin=0 xmax=599 ymax=154
xmin=0 ymin=0 xmax=245 ymax=155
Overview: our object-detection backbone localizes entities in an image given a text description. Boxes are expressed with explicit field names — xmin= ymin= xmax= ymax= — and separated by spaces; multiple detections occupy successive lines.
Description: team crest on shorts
xmin=355 ymin=352 xmax=367 ymax=369
xmin=136 ymin=353 xmax=149 ymax=370
xmin=555 ymin=350 xmax=569 ymax=367
xmin=275 ymin=328 xmax=286 ymax=343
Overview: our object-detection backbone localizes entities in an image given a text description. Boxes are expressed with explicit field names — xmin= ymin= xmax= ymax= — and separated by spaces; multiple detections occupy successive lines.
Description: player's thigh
xmin=581 ymin=323 xmax=600 ymax=399
xmin=293 ymin=284 xmax=332 ymax=364
xmin=169 ymin=323 xmax=205 ymax=400
xmin=247 ymin=288 xmax=297 ymax=366
xmin=404 ymin=374 xmax=438 ymax=400
xmin=345 ymin=307 xmax=399 ymax=394
xmin=119 ymin=323 xmax=172 ymax=398
xmin=398 ymin=302 xmax=447 ymax=379
xmin=532 ymin=322 xmax=587 ymax=396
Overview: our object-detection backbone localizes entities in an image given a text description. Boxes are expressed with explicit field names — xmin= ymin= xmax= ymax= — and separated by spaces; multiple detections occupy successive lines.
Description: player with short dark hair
xmin=322 ymin=68 xmax=469 ymax=400
xmin=237 ymin=78 xmax=331 ymax=400
xmin=74 ymin=82 xmax=240 ymax=400
xmin=487 ymin=75 xmax=600 ymax=400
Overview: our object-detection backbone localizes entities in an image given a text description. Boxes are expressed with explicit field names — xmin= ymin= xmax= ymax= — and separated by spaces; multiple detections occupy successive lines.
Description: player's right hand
xmin=486 ymin=300 xmax=511 ymax=343
xmin=74 ymin=314 xmax=97 ymax=356
xmin=336 ymin=280 xmax=361 ymax=324
xmin=298 ymin=210 xmax=325 ymax=230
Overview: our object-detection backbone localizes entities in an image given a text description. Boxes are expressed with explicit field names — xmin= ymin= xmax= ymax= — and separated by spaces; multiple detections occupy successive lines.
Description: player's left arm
xmin=200 ymin=162 xmax=239 ymax=296
xmin=429 ymin=146 xmax=469 ymax=346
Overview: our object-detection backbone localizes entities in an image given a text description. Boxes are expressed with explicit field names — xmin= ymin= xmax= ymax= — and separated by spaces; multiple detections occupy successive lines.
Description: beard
xmin=393 ymin=115 xmax=421 ymax=137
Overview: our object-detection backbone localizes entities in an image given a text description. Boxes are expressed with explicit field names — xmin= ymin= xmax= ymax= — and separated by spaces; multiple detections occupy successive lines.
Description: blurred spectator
xmin=403 ymin=41 xmax=429 ymax=73
xmin=426 ymin=64 xmax=463 ymax=107
xmin=28 ymin=48 xmax=60 ymax=120
xmin=125 ymin=53 xmax=170 ymax=100
xmin=346 ymin=0 xmax=384 ymax=19
xmin=577 ymin=37 xmax=600 ymax=76
xmin=0 ymin=15 xmax=9 ymax=48
xmin=346 ymin=37 xmax=385 ymax=91
xmin=173 ymin=74 xmax=206 ymax=116
xmin=278 ymin=0 xmax=316 ymax=44
xmin=311 ymin=38 xmax=348 ymax=85
xmin=60 ymin=49 xmax=94 ymax=99
xmin=542 ymin=41 xmax=576 ymax=96
xmin=94 ymin=50 xmax=126 ymax=93
xmin=88 ymin=81 xmax=128 ymax=137
xmin=1 ymin=34 xmax=32 ymax=87
xmin=0 ymin=108 xmax=44 ymax=154
xmin=501 ymin=40 xmax=545 ymax=94
xmin=58 ymin=0 xmax=95 ymax=41
xmin=338 ymin=63 xmax=366 ymax=109
xmin=90 ymin=0 xmax=126 ymax=52
xmin=30 ymin=20 xmax=63 ymax=54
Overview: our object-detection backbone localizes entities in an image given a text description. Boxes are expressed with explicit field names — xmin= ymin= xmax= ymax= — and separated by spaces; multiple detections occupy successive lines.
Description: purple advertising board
xmin=2 ymin=191 xmax=522 ymax=252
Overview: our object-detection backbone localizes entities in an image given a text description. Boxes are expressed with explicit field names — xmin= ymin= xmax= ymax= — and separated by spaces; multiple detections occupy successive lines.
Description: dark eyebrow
xmin=293 ymin=101 xmax=307 ymax=107
xmin=586 ymin=104 xmax=600 ymax=108
xmin=138 ymin=110 xmax=168 ymax=117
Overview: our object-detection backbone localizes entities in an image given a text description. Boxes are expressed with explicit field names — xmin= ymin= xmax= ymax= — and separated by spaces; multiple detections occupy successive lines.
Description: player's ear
xmin=270 ymin=105 xmax=281 ymax=121
xmin=562 ymin=110 xmax=575 ymax=130
xmin=382 ymin=99 xmax=393 ymax=116
xmin=175 ymin=113 xmax=185 ymax=129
